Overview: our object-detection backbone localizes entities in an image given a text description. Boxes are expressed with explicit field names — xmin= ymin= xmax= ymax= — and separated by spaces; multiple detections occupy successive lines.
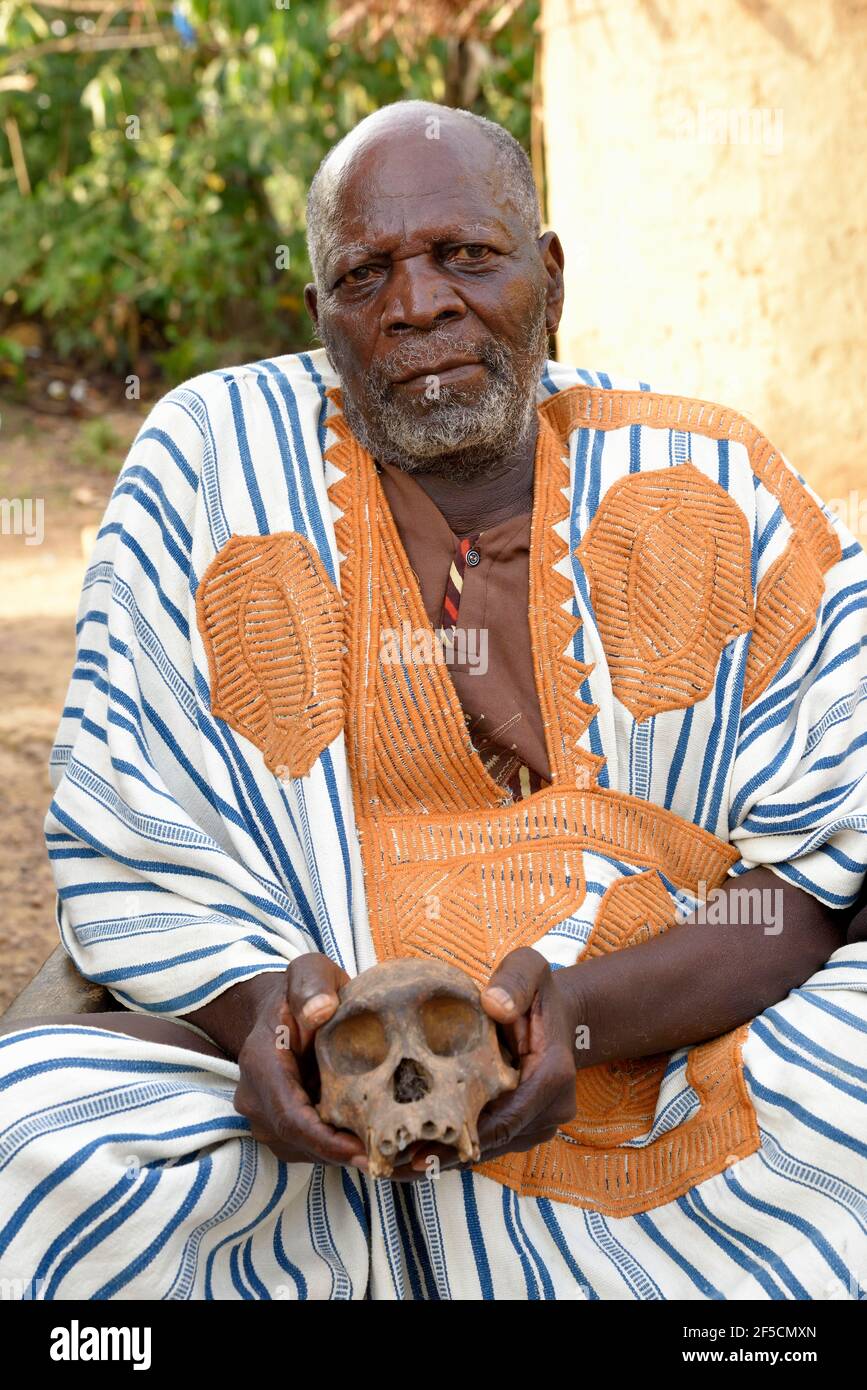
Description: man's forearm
xmin=559 ymin=868 xmax=849 ymax=1067
xmin=185 ymin=970 xmax=286 ymax=1061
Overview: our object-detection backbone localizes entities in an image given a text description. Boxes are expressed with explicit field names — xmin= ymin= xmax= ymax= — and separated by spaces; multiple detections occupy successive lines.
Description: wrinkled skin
xmin=304 ymin=104 xmax=564 ymax=536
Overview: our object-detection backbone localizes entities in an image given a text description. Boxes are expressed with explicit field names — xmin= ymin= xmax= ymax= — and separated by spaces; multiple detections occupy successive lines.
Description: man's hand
xmin=477 ymin=948 xmax=578 ymax=1158
xmin=231 ymin=956 xmax=368 ymax=1171
xmin=404 ymin=947 xmax=578 ymax=1177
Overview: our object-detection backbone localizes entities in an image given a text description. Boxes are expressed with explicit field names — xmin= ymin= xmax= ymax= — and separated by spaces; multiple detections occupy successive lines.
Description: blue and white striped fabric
xmin=1 ymin=350 xmax=865 ymax=1299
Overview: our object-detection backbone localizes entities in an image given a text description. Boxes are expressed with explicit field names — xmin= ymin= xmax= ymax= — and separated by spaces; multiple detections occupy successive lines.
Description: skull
xmin=315 ymin=958 xmax=519 ymax=1178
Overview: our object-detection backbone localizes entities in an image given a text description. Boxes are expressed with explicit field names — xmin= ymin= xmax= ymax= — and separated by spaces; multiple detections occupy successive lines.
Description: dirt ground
xmin=0 ymin=399 xmax=144 ymax=1011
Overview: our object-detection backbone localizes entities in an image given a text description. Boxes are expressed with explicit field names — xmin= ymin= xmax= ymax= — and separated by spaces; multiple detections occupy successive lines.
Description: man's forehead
xmin=338 ymin=135 xmax=500 ymax=212
xmin=329 ymin=163 xmax=518 ymax=261
xmin=329 ymin=111 xmax=490 ymax=189
xmin=334 ymin=187 xmax=510 ymax=245
xmin=327 ymin=116 xmax=516 ymax=221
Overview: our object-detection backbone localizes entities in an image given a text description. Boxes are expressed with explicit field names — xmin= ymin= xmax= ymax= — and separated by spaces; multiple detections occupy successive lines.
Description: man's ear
xmin=304 ymin=283 xmax=319 ymax=327
xmin=538 ymin=231 xmax=565 ymax=336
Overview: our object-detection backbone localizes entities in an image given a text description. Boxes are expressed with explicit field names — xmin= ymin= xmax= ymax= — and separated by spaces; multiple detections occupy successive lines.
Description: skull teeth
xmin=457 ymin=1122 xmax=480 ymax=1164
xmin=371 ymin=1119 xmax=480 ymax=1168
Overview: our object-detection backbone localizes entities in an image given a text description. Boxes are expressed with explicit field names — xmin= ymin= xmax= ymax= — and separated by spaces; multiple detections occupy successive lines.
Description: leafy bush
xmin=0 ymin=1 xmax=539 ymax=383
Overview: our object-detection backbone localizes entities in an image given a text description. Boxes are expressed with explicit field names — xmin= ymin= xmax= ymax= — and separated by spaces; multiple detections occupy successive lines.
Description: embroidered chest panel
xmin=577 ymin=462 xmax=754 ymax=721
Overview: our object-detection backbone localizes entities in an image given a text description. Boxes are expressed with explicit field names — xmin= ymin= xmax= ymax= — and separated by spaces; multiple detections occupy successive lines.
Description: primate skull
xmin=316 ymin=958 xmax=519 ymax=1178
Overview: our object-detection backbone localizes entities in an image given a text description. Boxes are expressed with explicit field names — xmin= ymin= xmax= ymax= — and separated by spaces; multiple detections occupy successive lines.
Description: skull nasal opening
xmin=392 ymin=1057 xmax=432 ymax=1104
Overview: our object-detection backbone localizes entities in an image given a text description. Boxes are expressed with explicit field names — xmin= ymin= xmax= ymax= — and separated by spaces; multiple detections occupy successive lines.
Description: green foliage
xmin=0 ymin=1 xmax=539 ymax=383
xmin=0 ymin=332 xmax=25 ymax=386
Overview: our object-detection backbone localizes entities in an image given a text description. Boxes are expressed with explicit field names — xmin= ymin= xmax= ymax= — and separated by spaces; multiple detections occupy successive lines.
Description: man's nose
xmin=380 ymin=256 xmax=466 ymax=334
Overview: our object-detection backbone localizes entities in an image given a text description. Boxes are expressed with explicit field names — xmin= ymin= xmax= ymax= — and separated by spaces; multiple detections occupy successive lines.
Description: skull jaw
xmin=321 ymin=1068 xmax=516 ymax=1179
xmin=367 ymin=1108 xmax=480 ymax=1180
xmin=326 ymin=1089 xmax=483 ymax=1179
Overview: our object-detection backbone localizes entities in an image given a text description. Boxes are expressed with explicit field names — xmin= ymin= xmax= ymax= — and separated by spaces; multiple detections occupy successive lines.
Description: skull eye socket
xmin=324 ymin=1010 xmax=389 ymax=1073
xmin=420 ymin=994 xmax=482 ymax=1056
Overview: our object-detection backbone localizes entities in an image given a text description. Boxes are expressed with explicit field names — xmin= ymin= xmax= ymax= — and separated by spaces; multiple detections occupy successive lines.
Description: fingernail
xmin=484 ymin=987 xmax=513 ymax=1011
xmin=301 ymin=992 xmax=333 ymax=1023
xmin=350 ymin=1156 xmax=368 ymax=1171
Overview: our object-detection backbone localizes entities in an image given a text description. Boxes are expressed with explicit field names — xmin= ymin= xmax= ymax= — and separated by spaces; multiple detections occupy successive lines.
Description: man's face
xmin=305 ymin=116 xmax=564 ymax=479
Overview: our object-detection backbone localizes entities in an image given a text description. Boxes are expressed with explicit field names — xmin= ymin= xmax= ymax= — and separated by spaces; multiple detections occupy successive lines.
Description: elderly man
xmin=1 ymin=100 xmax=865 ymax=1301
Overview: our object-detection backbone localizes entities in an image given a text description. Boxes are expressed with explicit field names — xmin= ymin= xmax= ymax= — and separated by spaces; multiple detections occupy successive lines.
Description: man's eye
xmin=450 ymin=244 xmax=491 ymax=262
xmin=340 ymin=265 xmax=376 ymax=286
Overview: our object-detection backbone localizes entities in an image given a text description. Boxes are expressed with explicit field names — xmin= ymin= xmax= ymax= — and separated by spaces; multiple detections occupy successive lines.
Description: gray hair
xmin=305 ymin=100 xmax=540 ymax=288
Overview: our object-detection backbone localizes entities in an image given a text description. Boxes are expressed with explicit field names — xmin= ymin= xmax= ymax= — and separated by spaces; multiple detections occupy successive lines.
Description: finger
xmin=259 ymin=1132 xmax=367 ymax=1170
xmin=475 ymin=1050 xmax=555 ymax=1151
xmin=277 ymin=1000 xmax=303 ymax=1057
xmin=246 ymin=1123 xmax=311 ymax=1166
xmin=236 ymin=1071 xmax=359 ymax=1166
xmin=385 ymin=1163 xmax=437 ymax=1184
xmin=481 ymin=947 xmax=549 ymax=1024
xmin=275 ymin=1092 xmax=366 ymax=1166
xmin=252 ymin=1043 xmax=366 ymax=1166
xmin=408 ymin=1141 xmax=460 ymax=1172
xmin=286 ymin=955 xmax=350 ymax=1046
xmin=500 ymin=1015 xmax=530 ymax=1062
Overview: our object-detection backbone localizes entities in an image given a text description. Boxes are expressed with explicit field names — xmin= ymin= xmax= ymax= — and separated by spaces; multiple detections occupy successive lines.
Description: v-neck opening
xmin=371 ymin=406 xmax=565 ymax=809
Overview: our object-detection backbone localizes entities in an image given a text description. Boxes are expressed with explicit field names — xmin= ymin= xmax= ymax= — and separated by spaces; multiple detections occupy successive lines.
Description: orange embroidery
xmin=583 ymin=865 xmax=677 ymax=958
xmin=196 ymin=532 xmax=344 ymax=777
xmin=529 ymin=401 xmax=605 ymax=788
xmin=328 ymin=405 xmax=507 ymax=817
xmin=362 ymin=788 xmax=740 ymax=983
xmin=744 ymin=539 xmax=832 ymax=707
xmin=327 ymin=395 xmax=603 ymax=813
xmin=364 ymin=798 xmax=585 ymax=981
xmin=478 ymin=869 xmax=759 ymax=1216
xmin=323 ymin=389 xmax=759 ymax=1214
xmin=549 ymin=386 xmax=841 ymax=708
xmin=577 ymin=464 xmax=754 ymax=720
xmin=482 ymin=1027 xmax=757 ymax=1217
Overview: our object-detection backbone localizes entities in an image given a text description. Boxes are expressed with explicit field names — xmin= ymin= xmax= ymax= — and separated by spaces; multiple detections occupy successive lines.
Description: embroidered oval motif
xmin=569 ymin=1054 xmax=670 ymax=1130
xmin=577 ymin=462 xmax=754 ymax=721
xmin=479 ymin=861 xmax=758 ymax=1215
xmin=629 ymin=506 xmax=711 ymax=666
xmin=197 ymin=532 xmax=344 ymax=778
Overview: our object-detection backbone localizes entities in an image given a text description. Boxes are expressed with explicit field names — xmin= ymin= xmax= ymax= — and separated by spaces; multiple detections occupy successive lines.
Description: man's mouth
xmin=390 ymin=358 xmax=485 ymax=387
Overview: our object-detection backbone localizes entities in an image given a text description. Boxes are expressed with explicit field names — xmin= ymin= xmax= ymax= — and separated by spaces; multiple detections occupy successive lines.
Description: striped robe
xmin=1 ymin=351 xmax=865 ymax=1300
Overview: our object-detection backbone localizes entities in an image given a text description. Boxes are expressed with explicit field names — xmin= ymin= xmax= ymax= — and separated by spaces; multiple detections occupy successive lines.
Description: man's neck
xmin=402 ymin=415 xmax=539 ymax=537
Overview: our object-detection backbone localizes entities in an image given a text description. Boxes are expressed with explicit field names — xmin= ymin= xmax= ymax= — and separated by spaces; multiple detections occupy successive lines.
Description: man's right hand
xmin=230 ymin=956 xmax=369 ymax=1170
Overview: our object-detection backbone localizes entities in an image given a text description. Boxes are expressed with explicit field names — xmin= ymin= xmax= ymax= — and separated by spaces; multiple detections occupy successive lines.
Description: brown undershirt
xmin=377 ymin=459 xmax=551 ymax=791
